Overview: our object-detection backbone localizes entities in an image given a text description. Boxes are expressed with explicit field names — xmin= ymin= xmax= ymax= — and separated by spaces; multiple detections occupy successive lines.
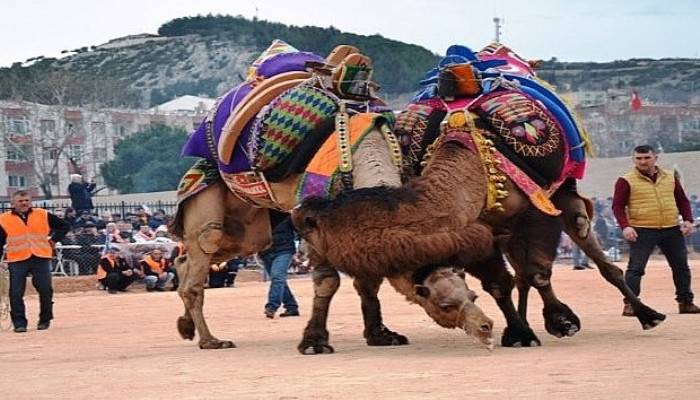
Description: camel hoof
xmin=177 ymin=316 xmax=195 ymax=340
xmin=501 ymin=325 xmax=541 ymax=348
xmin=298 ymin=339 xmax=335 ymax=355
xmin=199 ymin=339 xmax=236 ymax=349
xmin=366 ymin=327 xmax=409 ymax=346
xmin=543 ymin=304 xmax=581 ymax=338
xmin=633 ymin=303 xmax=666 ymax=330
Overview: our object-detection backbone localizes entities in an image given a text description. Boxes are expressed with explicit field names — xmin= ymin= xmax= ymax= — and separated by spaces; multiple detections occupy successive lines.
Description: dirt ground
xmin=2 ymin=258 xmax=700 ymax=400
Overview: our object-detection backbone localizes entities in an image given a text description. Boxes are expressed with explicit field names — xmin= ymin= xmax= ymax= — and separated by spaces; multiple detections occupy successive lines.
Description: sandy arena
xmin=2 ymin=258 xmax=699 ymax=399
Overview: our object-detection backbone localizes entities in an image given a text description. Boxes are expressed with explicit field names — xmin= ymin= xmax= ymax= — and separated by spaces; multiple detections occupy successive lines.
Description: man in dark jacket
xmin=67 ymin=174 xmax=96 ymax=214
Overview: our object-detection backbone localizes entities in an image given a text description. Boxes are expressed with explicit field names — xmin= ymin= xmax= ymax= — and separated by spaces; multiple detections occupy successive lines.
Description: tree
xmin=101 ymin=124 xmax=194 ymax=193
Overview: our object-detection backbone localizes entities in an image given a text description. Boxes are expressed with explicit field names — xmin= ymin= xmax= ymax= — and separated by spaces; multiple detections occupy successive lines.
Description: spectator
xmin=105 ymin=222 xmax=128 ymax=243
xmin=74 ymin=222 xmax=105 ymax=274
xmin=208 ymin=258 xmax=242 ymax=288
xmin=96 ymin=248 xmax=134 ymax=294
xmin=571 ymin=244 xmax=592 ymax=270
xmin=148 ymin=209 xmax=168 ymax=230
xmin=593 ymin=214 xmax=610 ymax=249
xmin=67 ymin=174 xmax=96 ymax=214
xmin=133 ymin=225 xmax=156 ymax=243
xmin=153 ymin=225 xmax=173 ymax=243
xmin=140 ymin=249 xmax=174 ymax=292
xmin=63 ymin=207 xmax=78 ymax=229
xmin=260 ymin=211 xmax=299 ymax=319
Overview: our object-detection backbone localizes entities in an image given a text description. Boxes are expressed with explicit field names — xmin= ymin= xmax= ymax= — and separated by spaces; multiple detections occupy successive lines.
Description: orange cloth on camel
xmin=305 ymin=113 xmax=383 ymax=177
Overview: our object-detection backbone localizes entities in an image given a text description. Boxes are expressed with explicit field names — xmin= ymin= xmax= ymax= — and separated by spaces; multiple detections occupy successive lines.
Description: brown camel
xmin=293 ymin=138 xmax=667 ymax=347
xmin=170 ymin=127 xmax=495 ymax=351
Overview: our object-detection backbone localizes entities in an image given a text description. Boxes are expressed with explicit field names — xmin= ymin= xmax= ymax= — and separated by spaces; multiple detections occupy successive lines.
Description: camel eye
xmin=439 ymin=303 xmax=457 ymax=311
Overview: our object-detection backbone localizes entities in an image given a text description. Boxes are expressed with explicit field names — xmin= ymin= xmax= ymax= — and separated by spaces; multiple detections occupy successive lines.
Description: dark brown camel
xmin=293 ymin=138 xmax=666 ymax=347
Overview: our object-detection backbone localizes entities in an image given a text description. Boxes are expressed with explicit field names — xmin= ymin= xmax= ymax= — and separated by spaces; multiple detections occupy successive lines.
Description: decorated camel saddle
xmin=177 ymin=40 xmax=398 ymax=209
xmin=394 ymin=43 xmax=592 ymax=216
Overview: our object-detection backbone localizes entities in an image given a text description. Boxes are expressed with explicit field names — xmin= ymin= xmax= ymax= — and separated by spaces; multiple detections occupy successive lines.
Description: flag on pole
xmin=630 ymin=90 xmax=642 ymax=111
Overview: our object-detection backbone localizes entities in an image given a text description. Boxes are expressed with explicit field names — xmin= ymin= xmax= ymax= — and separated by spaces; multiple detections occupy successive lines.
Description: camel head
xmin=389 ymin=267 xmax=494 ymax=350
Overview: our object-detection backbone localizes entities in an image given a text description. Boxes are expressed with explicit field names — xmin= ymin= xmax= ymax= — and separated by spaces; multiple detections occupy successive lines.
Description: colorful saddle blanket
xmin=296 ymin=113 xmax=392 ymax=203
xmin=181 ymin=41 xmax=326 ymax=174
xmin=412 ymin=43 xmax=590 ymax=178
xmin=175 ymin=159 xmax=220 ymax=205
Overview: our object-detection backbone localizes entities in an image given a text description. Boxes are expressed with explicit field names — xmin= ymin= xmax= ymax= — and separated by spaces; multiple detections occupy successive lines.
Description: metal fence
xmin=0 ymin=200 xmax=179 ymax=219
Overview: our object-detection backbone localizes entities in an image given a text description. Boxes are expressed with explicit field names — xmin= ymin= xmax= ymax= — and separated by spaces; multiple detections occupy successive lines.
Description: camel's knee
xmin=197 ymin=222 xmax=224 ymax=254
xmin=481 ymin=275 xmax=514 ymax=299
xmin=525 ymin=267 xmax=552 ymax=288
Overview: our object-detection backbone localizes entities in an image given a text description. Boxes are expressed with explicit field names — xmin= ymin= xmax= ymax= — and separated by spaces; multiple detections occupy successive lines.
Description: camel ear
xmin=414 ymin=284 xmax=431 ymax=298
xmin=451 ymin=267 xmax=466 ymax=279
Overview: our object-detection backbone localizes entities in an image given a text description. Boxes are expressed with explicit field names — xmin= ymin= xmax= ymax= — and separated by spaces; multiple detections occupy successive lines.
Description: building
xmin=0 ymin=98 xmax=209 ymax=200
xmin=576 ymin=102 xmax=700 ymax=157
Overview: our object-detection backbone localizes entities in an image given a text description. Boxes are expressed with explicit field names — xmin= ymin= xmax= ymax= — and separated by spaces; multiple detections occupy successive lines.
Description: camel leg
xmin=177 ymin=239 xmax=235 ymax=349
xmin=174 ymin=254 xmax=195 ymax=340
xmin=507 ymin=211 xmax=581 ymax=338
xmin=553 ymin=190 xmax=666 ymax=329
xmin=515 ymin=274 xmax=531 ymax=324
xmin=467 ymin=250 xmax=540 ymax=347
xmin=353 ymin=276 xmax=409 ymax=346
xmin=298 ymin=265 xmax=340 ymax=355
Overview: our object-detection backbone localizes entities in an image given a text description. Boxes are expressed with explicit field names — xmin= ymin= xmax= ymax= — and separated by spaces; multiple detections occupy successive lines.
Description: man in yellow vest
xmin=612 ymin=145 xmax=700 ymax=316
xmin=0 ymin=190 xmax=70 ymax=332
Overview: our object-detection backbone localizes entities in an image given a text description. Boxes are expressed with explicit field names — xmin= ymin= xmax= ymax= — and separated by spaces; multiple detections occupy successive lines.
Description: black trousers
xmin=9 ymin=256 xmax=53 ymax=328
xmin=625 ymin=227 xmax=694 ymax=302
xmin=104 ymin=272 xmax=135 ymax=291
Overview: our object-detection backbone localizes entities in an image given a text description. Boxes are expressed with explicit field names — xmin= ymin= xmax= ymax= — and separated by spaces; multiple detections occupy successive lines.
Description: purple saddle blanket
xmin=181 ymin=51 xmax=325 ymax=174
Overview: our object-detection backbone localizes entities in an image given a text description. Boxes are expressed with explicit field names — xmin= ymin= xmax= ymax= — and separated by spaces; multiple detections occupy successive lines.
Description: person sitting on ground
xmin=140 ymin=249 xmax=174 ymax=292
xmin=133 ymin=224 xmax=156 ymax=243
xmin=208 ymin=258 xmax=242 ymax=288
xmin=96 ymin=247 xmax=134 ymax=294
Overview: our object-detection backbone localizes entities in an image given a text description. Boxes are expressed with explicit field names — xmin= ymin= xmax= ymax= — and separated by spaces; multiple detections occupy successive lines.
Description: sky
xmin=2 ymin=0 xmax=699 ymax=67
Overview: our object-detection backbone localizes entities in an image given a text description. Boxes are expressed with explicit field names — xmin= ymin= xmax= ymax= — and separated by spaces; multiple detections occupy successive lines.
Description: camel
xmin=294 ymin=140 xmax=666 ymax=347
xmin=169 ymin=43 xmax=495 ymax=351
xmin=292 ymin=43 xmax=666 ymax=347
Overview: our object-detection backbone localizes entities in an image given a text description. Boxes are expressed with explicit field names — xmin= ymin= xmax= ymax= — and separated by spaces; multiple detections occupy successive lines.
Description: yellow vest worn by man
xmin=0 ymin=208 xmax=52 ymax=262
xmin=621 ymin=168 xmax=679 ymax=228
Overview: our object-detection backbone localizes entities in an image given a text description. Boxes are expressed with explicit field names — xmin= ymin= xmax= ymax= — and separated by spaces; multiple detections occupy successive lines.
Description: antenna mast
xmin=493 ymin=17 xmax=503 ymax=43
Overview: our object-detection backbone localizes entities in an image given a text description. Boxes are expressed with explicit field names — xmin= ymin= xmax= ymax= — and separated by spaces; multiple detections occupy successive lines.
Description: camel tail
xmin=168 ymin=202 xmax=186 ymax=239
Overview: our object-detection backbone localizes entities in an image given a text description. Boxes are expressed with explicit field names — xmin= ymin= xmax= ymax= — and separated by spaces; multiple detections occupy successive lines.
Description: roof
xmin=150 ymin=95 xmax=216 ymax=113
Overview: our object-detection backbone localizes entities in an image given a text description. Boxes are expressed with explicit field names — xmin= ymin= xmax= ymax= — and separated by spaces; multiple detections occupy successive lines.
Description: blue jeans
xmin=625 ymin=227 xmax=693 ymax=302
xmin=261 ymin=251 xmax=298 ymax=313
xmin=9 ymin=257 xmax=53 ymax=329
xmin=572 ymin=245 xmax=589 ymax=267
xmin=144 ymin=272 xmax=175 ymax=289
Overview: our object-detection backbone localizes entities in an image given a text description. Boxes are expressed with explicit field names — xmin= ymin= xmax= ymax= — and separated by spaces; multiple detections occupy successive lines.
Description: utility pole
xmin=493 ymin=17 xmax=503 ymax=43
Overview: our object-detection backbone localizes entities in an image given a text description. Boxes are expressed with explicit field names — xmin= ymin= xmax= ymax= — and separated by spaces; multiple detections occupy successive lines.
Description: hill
xmin=1 ymin=14 xmax=698 ymax=128
xmin=0 ymin=15 xmax=439 ymax=108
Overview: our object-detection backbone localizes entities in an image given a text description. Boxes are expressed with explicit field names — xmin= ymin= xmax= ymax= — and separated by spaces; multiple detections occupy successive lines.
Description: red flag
xmin=630 ymin=90 xmax=642 ymax=111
